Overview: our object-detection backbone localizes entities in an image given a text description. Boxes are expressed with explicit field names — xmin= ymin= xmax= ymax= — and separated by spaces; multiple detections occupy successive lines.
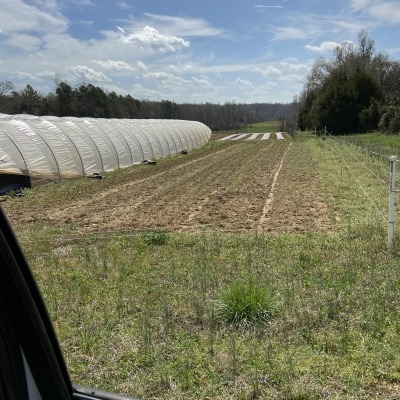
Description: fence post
xmin=388 ymin=156 xmax=397 ymax=251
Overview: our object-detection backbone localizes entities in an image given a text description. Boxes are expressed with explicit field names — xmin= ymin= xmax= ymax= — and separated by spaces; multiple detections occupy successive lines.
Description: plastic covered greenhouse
xmin=0 ymin=114 xmax=211 ymax=192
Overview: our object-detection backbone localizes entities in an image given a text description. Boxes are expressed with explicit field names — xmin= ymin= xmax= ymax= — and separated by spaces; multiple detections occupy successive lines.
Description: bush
xmin=214 ymin=278 xmax=276 ymax=328
xmin=389 ymin=114 xmax=400 ymax=134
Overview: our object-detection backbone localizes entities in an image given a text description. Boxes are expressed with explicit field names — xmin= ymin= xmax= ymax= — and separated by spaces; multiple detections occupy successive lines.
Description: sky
xmin=1 ymin=0 xmax=400 ymax=105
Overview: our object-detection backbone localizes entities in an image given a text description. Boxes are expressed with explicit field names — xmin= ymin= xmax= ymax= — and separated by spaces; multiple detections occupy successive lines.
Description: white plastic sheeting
xmin=0 ymin=114 xmax=211 ymax=181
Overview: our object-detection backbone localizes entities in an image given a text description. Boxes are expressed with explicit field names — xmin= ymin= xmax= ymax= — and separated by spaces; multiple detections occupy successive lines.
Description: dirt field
xmin=3 ymin=139 xmax=331 ymax=234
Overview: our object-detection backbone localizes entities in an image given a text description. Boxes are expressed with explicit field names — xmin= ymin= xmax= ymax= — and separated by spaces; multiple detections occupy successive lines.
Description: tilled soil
xmin=3 ymin=140 xmax=331 ymax=234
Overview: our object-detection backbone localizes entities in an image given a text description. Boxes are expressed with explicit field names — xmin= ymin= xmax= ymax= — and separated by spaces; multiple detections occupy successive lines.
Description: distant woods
xmin=0 ymin=79 xmax=296 ymax=132
xmin=297 ymin=30 xmax=400 ymax=135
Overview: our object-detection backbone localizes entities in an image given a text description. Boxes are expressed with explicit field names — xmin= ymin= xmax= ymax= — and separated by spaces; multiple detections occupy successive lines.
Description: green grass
xmin=240 ymin=120 xmax=282 ymax=133
xmin=22 ymin=229 xmax=400 ymax=399
xmin=142 ymin=229 xmax=169 ymax=246
xmin=345 ymin=132 xmax=400 ymax=151
xmin=305 ymin=131 xmax=400 ymax=159
xmin=213 ymin=120 xmax=282 ymax=136
xmin=9 ymin=133 xmax=400 ymax=399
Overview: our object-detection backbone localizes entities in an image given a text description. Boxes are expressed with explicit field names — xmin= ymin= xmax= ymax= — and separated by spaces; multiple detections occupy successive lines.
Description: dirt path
xmin=257 ymin=142 xmax=292 ymax=232
xmin=3 ymin=140 xmax=331 ymax=235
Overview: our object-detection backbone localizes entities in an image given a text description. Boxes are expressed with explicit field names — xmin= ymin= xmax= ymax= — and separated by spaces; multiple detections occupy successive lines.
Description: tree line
xmin=1 ymin=31 xmax=398 ymax=136
xmin=0 ymin=78 xmax=296 ymax=132
xmin=297 ymin=30 xmax=400 ymax=135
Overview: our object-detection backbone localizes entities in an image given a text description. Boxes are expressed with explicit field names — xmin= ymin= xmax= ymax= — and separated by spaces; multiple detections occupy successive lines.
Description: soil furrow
xmin=3 ymin=140 xmax=330 ymax=234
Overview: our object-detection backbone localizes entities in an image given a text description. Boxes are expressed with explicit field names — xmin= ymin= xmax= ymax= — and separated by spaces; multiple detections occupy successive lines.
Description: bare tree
xmin=0 ymin=80 xmax=15 ymax=97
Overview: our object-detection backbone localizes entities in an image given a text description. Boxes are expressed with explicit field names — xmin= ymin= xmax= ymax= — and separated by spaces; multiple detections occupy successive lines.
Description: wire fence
xmin=318 ymin=130 xmax=398 ymax=248
xmin=325 ymin=137 xmax=388 ymax=222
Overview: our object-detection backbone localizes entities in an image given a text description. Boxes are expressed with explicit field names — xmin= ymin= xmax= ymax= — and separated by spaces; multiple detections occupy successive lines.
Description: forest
xmin=297 ymin=30 xmax=400 ymax=135
xmin=0 ymin=78 xmax=296 ymax=132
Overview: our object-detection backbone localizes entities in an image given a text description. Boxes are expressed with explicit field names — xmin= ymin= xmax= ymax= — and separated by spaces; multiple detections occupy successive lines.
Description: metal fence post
xmin=388 ymin=156 xmax=397 ymax=251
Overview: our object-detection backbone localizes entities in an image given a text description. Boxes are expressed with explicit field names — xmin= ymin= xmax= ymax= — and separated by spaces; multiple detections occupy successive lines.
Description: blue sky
xmin=1 ymin=0 xmax=400 ymax=104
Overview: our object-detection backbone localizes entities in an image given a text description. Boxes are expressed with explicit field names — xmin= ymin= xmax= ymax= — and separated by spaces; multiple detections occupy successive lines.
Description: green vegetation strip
xmin=24 ymin=229 xmax=400 ymax=399
xmin=212 ymin=120 xmax=282 ymax=136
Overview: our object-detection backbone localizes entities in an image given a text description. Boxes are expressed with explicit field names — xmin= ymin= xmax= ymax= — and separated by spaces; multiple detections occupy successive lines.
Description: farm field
xmin=3 ymin=133 xmax=400 ymax=399
xmin=3 ymin=139 xmax=330 ymax=236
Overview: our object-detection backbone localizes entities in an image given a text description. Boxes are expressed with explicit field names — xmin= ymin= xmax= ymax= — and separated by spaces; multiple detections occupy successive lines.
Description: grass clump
xmin=214 ymin=277 xmax=276 ymax=328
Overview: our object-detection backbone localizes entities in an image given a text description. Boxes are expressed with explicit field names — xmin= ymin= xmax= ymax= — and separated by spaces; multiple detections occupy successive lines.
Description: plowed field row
xmin=3 ymin=140 xmax=330 ymax=234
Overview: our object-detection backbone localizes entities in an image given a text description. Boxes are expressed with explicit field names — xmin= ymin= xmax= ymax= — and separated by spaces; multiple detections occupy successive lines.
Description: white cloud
xmin=272 ymin=26 xmax=318 ymax=42
xmin=305 ymin=41 xmax=341 ymax=53
xmin=191 ymin=62 xmax=258 ymax=74
xmin=254 ymin=5 xmax=283 ymax=8
xmin=29 ymin=52 xmax=47 ymax=60
xmin=142 ymin=71 xmax=191 ymax=87
xmin=29 ymin=0 xmax=59 ymax=8
xmin=368 ymin=1 xmax=400 ymax=24
xmin=131 ymin=83 xmax=167 ymax=101
xmin=77 ymin=20 xmax=93 ymax=26
xmin=91 ymin=60 xmax=134 ymax=71
xmin=269 ymin=12 xmax=365 ymax=45
xmin=348 ymin=0 xmax=374 ymax=12
xmin=253 ymin=66 xmax=282 ymax=78
xmin=117 ymin=2 xmax=133 ymax=9
xmin=233 ymin=78 xmax=255 ymax=88
xmin=192 ymin=76 xmax=213 ymax=86
xmin=305 ymin=40 xmax=355 ymax=56
xmin=136 ymin=61 xmax=147 ymax=71
xmin=67 ymin=0 xmax=94 ymax=5
xmin=120 ymin=26 xmax=190 ymax=53
xmin=5 ymin=34 xmax=43 ymax=51
xmin=36 ymin=70 xmax=56 ymax=79
xmin=0 ymin=0 xmax=68 ymax=35
xmin=348 ymin=0 xmax=400 ymax=24
xmin=279 ymin=61 xmax=309 ymax=73
xmin=11 ymin=71 xmax=39 ymax=81
xmin=168 ymin=63 xmax=193 ymax=73
xmin=143 ymin=13 xmax=225 ymax=37
xmin=167 ymin=65 xmax=178 ymax=72
xmin=142 ymin=71 xmax=170 ymax=80
xmin=66 ymin=65 xmax=111 ymax=82
xmin=279 ymin=74 xmax=306 ymax=83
